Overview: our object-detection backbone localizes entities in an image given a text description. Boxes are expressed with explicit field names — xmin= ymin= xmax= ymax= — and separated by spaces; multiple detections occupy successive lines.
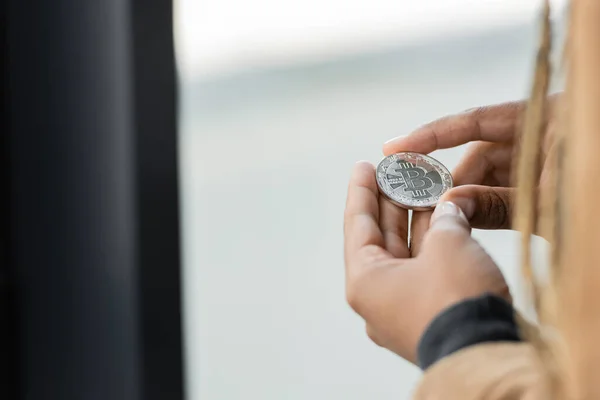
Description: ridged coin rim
xmin=375 ymin=152 xmax=453 ymax=211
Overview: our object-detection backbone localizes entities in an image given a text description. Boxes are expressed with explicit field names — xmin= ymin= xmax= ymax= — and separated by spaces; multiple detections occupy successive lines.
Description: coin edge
xmin=375 ymin=152 xmax=454 ymax=210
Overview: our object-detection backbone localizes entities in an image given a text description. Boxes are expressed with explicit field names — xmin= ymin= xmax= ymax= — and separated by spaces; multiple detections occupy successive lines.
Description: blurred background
xmin=175 ymin=1 xmax=567 ymax=398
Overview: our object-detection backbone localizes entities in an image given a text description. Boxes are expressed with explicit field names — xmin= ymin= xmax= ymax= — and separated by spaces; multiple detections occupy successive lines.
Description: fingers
xmin=383 ymin=101 xmax=526 ymax=155
xmin=379 ymin=198 xmax=410 ymax=258
xmin=420 ymin=202 xmax=472 ymax=252
xmin=429 ymin=202 xmax=471 ymax=232
xmin=452 ymin=142 xmax=514 ymax=187
xmin=409 ymin=210 xmax=432 ymax=257
xmin=344 ymin=162 xmax=389 ymax=273
xmin=442 ymin=185 xmax=515 ymax=230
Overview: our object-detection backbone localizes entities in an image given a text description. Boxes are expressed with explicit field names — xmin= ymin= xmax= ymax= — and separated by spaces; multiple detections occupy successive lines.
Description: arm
xmin=414 ymin=342 xmax=545 ymax=400
xmin=414 ymin=295 xmax=546 ymax=400
xmin=417 ymin=294 xmax=521 ymax=369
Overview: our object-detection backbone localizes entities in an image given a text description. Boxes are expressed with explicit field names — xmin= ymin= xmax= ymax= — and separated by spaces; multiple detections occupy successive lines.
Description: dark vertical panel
xmin=5 ymin=0 xmax=184 ymax=398
xmin=7 ymin=0 xmax=140 ymax=398
xmin=131 ymin=1 xmax=185 ymax=399
xmin=0 ymin=0 xmax=18 ymax=397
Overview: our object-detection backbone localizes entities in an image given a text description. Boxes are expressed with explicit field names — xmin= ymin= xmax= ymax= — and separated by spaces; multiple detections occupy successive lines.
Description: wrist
xmin=417 ymin=293 xmax=520 ymax=369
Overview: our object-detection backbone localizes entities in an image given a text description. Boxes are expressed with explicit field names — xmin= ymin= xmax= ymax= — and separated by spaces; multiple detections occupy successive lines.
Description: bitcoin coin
xmin=376 ymin=152 xmax=453 ymax=210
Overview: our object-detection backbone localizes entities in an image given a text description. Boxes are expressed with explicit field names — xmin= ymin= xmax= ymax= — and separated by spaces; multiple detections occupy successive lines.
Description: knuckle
xmin=480 ymin=190 xmax=510 ymax=229
xmin=465 ymin=141 xmax=485 ymax=154
xmin=346 ymin=279 xmax=365 ymax=314
xmin=366 ymin=325 xmax=383 ymax=347
xmin=468 ymin=106 xmax=490 ymax=117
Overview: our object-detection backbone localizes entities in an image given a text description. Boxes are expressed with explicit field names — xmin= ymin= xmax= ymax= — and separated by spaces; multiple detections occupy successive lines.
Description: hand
xmin=344 ymin=161 xmax=509 ymax=363
xmin=383 ymin=95 xmax=560 ymax=235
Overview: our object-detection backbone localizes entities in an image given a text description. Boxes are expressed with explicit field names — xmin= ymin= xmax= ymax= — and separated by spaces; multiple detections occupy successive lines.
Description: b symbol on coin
xmin=376 ymin=152 xmax=453 ymax=210
xmin=395 ymin=163 xmax=434 ymax=199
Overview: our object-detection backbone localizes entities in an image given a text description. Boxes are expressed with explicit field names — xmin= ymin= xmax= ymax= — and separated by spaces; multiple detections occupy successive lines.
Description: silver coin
xmin=376 ymin=152 xmax=453 ymax=210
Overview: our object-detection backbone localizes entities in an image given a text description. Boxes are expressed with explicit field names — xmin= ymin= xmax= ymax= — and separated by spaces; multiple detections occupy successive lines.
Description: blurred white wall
xmin=175 ymin=0 xmax=567 ymax=79
xmin=176 ymin=1 xmax=564 ymax=399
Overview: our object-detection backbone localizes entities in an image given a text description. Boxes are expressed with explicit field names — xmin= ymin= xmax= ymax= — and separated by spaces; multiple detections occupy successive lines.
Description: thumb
xmin=441 ymin=185 xmax=514 ymax=230
xmin=419 ymin=201 xmax=472 ymax=253
xmin=428 ymin=201 xmax=472 ymax=236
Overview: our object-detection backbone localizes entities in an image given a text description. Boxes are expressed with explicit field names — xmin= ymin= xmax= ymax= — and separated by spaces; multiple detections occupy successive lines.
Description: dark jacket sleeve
xmin=417 ymin=293 xmax=522 ymax=370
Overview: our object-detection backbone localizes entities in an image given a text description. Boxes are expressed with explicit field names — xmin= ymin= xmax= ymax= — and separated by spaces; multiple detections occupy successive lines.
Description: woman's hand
xmin=383 ymin=95 xmax=559 ymax=234
xmin=344 ymin=161 xmax=509 ymax=363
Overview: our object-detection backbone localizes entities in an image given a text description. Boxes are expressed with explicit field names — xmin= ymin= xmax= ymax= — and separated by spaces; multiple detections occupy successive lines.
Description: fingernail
xmin=447 ymin=197 xmax=475 ymax=220
xmin=432 ymin=201 xmax=459 ymax=219
xmin=431 ymin=201 xmax=468 ymax=225
xmin=384 ymin=136 xmax=403 ymax=145
xmin=384 ymin=135 xmax=406 ymax=146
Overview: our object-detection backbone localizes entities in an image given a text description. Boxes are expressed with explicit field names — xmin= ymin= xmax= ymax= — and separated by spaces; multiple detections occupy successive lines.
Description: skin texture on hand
xmin=383 ymin=95 xmax=560 ymax=237
xmin=343 ymin=161 xmax=509 ymax=363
